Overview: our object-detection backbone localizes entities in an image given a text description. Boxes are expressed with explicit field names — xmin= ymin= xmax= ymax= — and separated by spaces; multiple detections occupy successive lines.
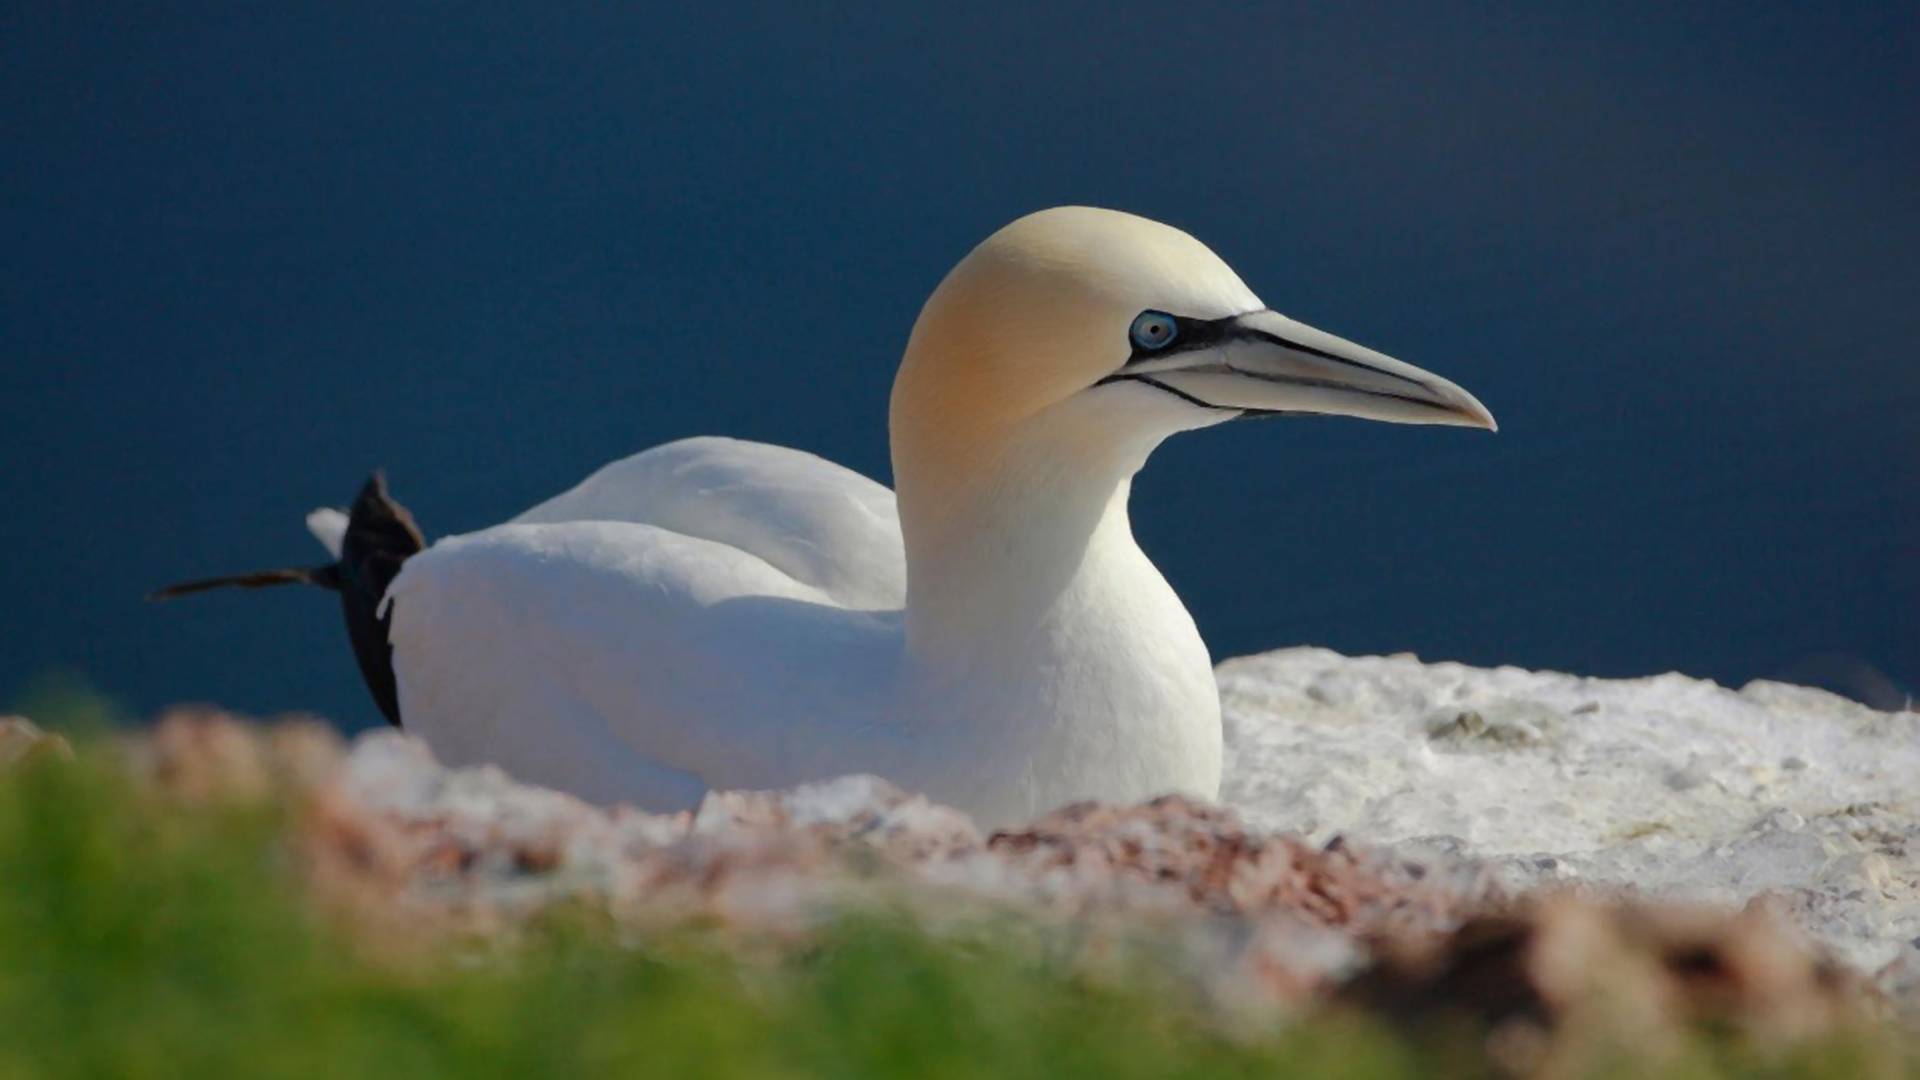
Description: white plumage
xmin=305 ymin=508 xmax=348 ymax=561
xmin=356 ymin=207 xmax=1494 ymax=826
xmin=512 ymin=436 xmax=905 ymax=611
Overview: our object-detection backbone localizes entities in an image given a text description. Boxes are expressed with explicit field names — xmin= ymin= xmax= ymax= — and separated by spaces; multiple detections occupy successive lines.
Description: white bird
xmin=158 ymin=207 xmax=1494 ymax=827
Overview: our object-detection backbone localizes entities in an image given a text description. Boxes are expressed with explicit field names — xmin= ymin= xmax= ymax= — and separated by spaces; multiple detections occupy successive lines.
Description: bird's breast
xmin=897 ymin=542 xmax=1224 ymax=821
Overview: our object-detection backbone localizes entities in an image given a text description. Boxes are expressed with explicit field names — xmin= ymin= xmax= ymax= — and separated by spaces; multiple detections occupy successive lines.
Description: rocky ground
xmin=1218 ymin=649 xmax=1920 ymax=983
xmin=9 ymin=647 xmax=1917 ymax=1064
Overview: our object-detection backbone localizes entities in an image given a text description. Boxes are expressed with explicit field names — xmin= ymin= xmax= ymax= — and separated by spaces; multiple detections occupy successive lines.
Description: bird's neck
xmin=892 ymin=399 xmax=1170 ymax=673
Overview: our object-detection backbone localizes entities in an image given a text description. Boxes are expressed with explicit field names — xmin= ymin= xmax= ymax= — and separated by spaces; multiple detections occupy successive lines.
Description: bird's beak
xmin=1114 ymin=308 xmax=1497 ymax=430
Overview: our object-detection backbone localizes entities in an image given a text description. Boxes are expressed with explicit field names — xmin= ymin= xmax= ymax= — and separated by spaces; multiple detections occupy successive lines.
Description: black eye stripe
xmin=1122 ymin=312 xmax=1238 ymax=365
xmin=1120 ymin=311 xmax=1428 ymax=389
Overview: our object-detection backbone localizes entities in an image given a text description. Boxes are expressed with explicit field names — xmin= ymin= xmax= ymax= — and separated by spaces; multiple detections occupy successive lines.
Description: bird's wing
xmin=509 ymin=436 xmax=905 ymax=611
xmin=385 ymin=518 xmax=902 ymax=810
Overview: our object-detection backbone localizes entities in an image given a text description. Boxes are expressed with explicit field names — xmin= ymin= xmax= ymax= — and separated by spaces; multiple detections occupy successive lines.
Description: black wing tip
xmin=338 ymin=469 xmax=424 ymax=730
xmin=347 ymin=469 xmax=426 ymax=552
xmin=148 ymin=470 xmax=422 ymax=732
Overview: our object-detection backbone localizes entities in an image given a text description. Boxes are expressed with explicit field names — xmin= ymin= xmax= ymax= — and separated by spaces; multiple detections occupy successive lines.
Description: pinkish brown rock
xmin=125 ymin=707 xmax=344 ymax=802
xmin=112 ymin=713 xmax=1899 ymax=1038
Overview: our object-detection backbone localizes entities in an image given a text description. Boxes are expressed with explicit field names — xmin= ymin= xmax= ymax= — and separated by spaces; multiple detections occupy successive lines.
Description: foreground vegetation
xmin=0 ymin=731 xmax=1910 ymax=1078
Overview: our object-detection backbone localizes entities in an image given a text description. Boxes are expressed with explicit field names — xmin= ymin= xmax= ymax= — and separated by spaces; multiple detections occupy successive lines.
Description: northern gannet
xmin=157 ymin=207 xmax=1494 ymax=827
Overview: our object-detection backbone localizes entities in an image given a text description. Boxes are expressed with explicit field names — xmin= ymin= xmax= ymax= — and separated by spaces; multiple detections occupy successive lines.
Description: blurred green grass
xmin=6 ymin=671 xmax=128 ymax=734
xmin=0 ymin=747 xmax=1420 ymax=1079
xmin=0 ymin=735 xmax=1909 ymax=1078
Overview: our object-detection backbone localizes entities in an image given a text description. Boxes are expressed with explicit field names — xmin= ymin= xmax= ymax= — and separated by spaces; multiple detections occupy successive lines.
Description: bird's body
xmin=163 ymin=207 xmax=1493 ymax=828
xmin=386 ymin=435 xmax=1220 ymax=824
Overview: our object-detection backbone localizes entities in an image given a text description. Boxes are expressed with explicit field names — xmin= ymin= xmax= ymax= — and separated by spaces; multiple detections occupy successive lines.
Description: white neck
xmin=887 ymin=382 xmax=1228 ymax=814
xmin=894 ymin=393 xmax=1183 ymax=671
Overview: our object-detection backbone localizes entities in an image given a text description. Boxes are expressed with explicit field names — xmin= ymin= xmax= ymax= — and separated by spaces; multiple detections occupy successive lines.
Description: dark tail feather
xmin=148 ymin=564 xmax=340 ymax=600
xmin=334 ymin=471 xmax=426 ymax=728
xmin=149 ymin=470 xmax=426 ymax=729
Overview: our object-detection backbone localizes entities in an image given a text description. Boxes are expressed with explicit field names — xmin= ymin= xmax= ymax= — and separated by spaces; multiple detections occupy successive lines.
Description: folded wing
xmin=510 ymin=436 xmax=905 ymax=611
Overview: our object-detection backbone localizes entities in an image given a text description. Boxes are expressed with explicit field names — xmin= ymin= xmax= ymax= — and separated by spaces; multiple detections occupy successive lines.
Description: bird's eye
xmin=1129 ymin=311 xmax=1178 ymax=351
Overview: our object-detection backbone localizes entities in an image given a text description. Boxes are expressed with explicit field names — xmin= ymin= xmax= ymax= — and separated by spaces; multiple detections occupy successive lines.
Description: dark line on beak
xmin=1096 ymin=373 xmax=1242 ymax=413
xmin=1235 ymin=323 xmax=1433 ymax=392
xmin=1100 ymin=367 xmax=1462 ymax=418
xmin=1220 ymin=365 xmax=1458 ymax=412
xmin=1119 ymin=311 xmax=1433 ymax=395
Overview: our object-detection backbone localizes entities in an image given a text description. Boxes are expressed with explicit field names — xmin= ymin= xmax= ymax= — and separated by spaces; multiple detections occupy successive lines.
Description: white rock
xmin=1218 ymin=647 xmax=1920 ymax=974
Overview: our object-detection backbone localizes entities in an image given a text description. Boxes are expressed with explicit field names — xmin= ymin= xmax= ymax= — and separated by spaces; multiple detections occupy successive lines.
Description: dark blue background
xmin=5 ymin=3 xmax=1915 ymax=728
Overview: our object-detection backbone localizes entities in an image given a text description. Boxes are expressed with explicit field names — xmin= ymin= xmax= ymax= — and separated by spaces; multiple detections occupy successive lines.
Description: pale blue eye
xmin=1129 ymin=311 xmax=1178 ymax=351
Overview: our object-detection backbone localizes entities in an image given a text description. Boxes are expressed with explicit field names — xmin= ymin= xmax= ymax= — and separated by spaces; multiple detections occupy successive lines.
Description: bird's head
xmin=889 ymin=207 xmax=1494 ymax=524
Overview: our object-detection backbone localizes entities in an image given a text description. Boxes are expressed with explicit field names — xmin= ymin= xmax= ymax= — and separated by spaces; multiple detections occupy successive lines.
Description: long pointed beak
xmin=1126 ymin=309 xmax=1497 ymax=430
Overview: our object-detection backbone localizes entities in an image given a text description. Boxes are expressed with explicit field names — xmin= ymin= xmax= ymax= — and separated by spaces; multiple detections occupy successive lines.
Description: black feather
xmin=149 ymin=470 xmax=426 ymax=729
